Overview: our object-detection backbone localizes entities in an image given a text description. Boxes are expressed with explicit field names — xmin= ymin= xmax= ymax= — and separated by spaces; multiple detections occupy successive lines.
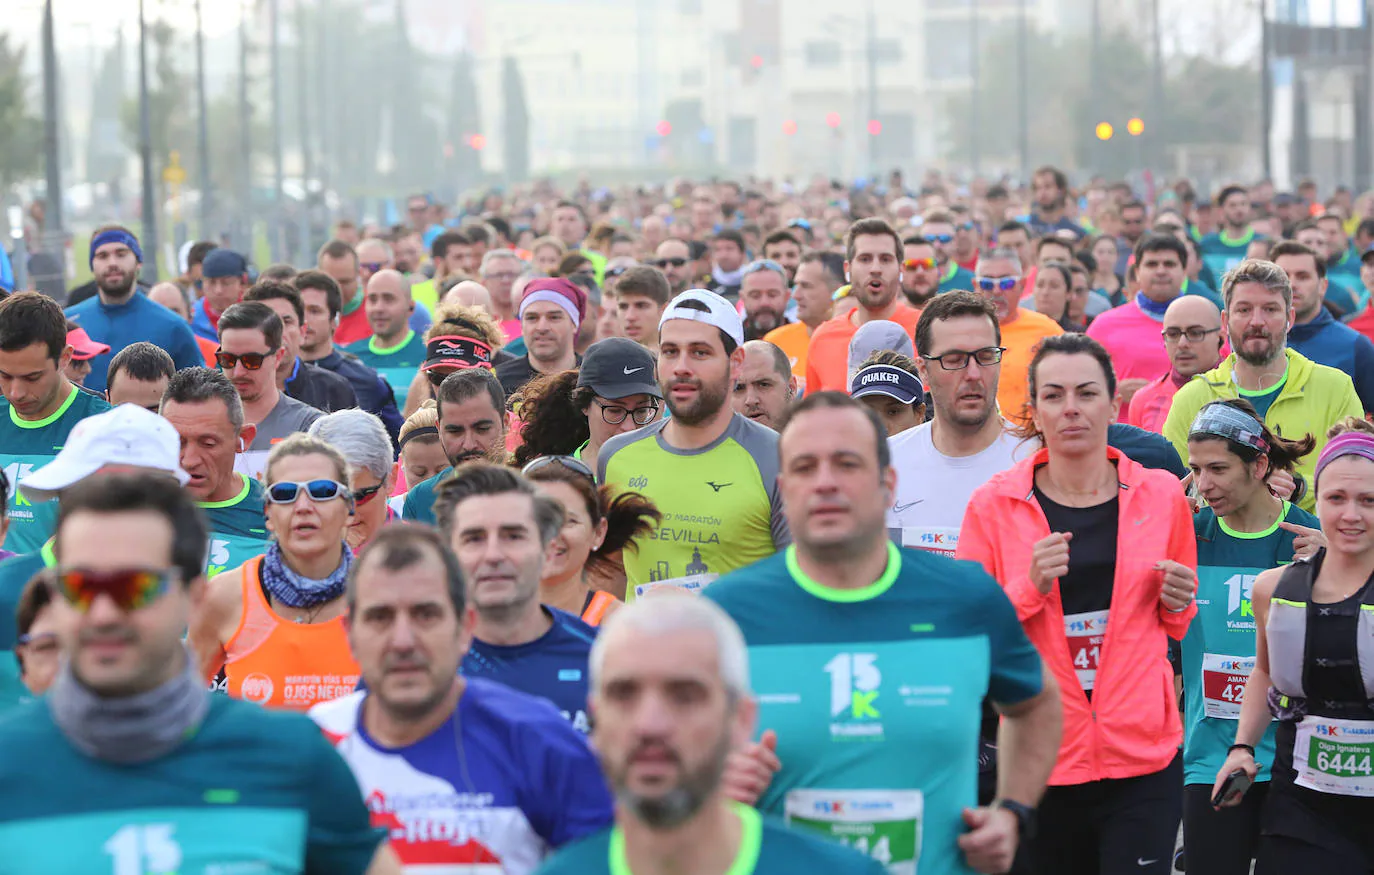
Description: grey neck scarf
xmin=47 ymin=645 xmax=210 ymax=764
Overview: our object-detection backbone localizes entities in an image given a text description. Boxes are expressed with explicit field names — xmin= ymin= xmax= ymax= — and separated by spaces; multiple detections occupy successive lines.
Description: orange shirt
xmin=763 ymin=321 xmax=812 ymax=386
xmin=997 ymin=309 xmax=1064 ymax=424
xmin=223 ymin=556 xmax=359 ymax=711
xmin=196 ymin=334 xmax=219 ymax=367
xmin=804 ymin=303 xmax=922 ymax=393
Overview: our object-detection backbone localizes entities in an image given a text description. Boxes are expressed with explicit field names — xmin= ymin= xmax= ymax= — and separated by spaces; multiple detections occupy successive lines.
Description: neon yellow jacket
xmin=1162 ymin=348 xmax=1363 ymax=511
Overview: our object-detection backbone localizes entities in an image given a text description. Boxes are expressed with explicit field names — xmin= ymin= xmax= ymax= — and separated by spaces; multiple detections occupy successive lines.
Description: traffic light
xmin=1127 ymin=117 xmax=1145 ymax=136
xmin=750 ymin=54 xmax=764 ymax=70
xmin=468 ymin=133 xmax=486 ymax=150
xmin=656 ymin=120 xmax=672 ymax=137
xmin=1095 ymin=122 xmax=1114 ymax=141
xmin=825 ymin=112 xmax=841 ymax=129
xmin=867 ymin=119 xmax=882 ymax=136
xmin=782 ymin=119 xmax=798 ymax=136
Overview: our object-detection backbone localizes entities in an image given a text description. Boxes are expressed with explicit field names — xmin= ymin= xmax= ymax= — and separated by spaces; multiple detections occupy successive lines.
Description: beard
xmin=744 ymin=307 xmax=784 ymax=341
xmin=610 ymin=722 xmax=733 ymax=831
xmin=665 ymin=376 xmax=729 ymax=426
xmin=1233 ymin=329 xmax=1284 ymax=367
xmin=902 ymin=284 xmax=938 ymax=307
xmin=97 ymin=268 xmax=137 ymax=298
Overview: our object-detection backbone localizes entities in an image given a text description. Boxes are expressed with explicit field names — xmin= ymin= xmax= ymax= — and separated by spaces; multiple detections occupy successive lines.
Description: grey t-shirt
xmin=235 ymin=393 xmax=324 ymax=480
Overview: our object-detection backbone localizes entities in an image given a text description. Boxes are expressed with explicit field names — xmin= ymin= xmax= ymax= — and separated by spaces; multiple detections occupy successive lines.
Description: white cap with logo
xmin=20 ymin=403 xmax=191 ymax=503
xmin=658 ymin=289 xmax=745 ymax=350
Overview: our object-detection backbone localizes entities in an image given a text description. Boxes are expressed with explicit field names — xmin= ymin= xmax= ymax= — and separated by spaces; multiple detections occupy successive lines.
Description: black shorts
xmin=1023 ymin=753 xmax=1182 ymax=875
xmin=1182 ymin=781 xmax=1267 ymax=875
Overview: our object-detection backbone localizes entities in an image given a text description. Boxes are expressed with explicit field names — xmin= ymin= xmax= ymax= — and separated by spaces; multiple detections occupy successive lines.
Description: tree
xmin=446 ymin=51 xmax=482 ymax=190
xmin=0 ymin=35 xmax=43 ymax=192
xmin=86 ymin=35 xmax=128 ymax=190
xmin=502 ymin=56 xmax=530 ymax=184
xmin=119 ymin=20 xmax=193 ymax=181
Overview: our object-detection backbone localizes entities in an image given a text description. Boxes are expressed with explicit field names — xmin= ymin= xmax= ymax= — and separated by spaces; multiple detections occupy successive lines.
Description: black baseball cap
xmin=577 ymin=337 xmax=661 ymax=399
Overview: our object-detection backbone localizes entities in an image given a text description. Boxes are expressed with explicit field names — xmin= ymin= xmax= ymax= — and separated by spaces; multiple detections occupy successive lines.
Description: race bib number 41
xmin=1064 ymin=609 xmax=1109 ymax=692
xmin=785 ymin=788 xmax=921 ymax=875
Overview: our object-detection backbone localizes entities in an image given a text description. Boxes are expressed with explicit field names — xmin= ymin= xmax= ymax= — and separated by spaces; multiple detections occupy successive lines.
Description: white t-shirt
xmin=886 ymin=420 xmax=1035 ymax=557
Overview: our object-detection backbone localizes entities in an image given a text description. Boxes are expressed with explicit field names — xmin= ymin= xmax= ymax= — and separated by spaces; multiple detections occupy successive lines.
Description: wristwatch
xmin=995 ymin=798 xmax=1037 ymax=840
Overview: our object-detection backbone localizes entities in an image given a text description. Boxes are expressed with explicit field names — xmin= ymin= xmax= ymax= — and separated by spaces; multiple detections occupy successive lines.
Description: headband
xmin=520 ymin=289 xmax=582 ymax=328
xmin=398 ymin=425 xmax=439 ymax=452
xmin=422 ymin=335 xmax=493 ymax=371
xmin=89 ymin=229 xmax=143 ymax=269
xmin=1188 ymin=403 xmax=1269 ymax=455
xmin=1314 ymin=431 xmax=1374 ymax=487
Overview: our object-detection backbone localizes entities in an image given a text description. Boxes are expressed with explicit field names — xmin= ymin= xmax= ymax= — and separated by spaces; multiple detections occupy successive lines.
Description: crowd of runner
xmin=0 ymin=168 xmax=1373 ymax=874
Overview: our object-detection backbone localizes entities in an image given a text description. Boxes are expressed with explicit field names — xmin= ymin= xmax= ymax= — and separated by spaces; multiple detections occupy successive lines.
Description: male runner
xmin=400 ymin=368 xmax=509 ymax=526
xmin=312 ymin=525 xmax=612 ymax=873
xmin=0 ymin=473 xmax=398 ymax=873
xmin=433 ymin=463 xmax=599 ymax=732
xmin=765 ymin=251 xmax=842 ymax=384
xmin=614 ymin=266 xmax=671 ymax=354
xmin=243 ymin=280 xmax=359 ymax=414
xmin=343 ymin=269 xmax=427 ymax=409
xmin=599 ymin=289 xmax=789 ymax=598
xmin=535 ymin=595 xmax=885 ymax=875
xmin=1127 ymin=296 xmax=1225 ymax=434
xmin=0 ymin=292 xmax=111 ymax=553
xmin=705 ymin=392 xmax=1060 ymax=875
xmin=160 ymin=367 xmax=270 ymax=578
xmin=1199 ymin=186 xmax=1259 ymax=279
xmin=731 ymin=340 xmax=796 ymax=431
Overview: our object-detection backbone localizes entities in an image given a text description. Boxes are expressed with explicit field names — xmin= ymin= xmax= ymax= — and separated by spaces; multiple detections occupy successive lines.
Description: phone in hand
xmin=1211 ymin=770 xmax=1253 ymax=807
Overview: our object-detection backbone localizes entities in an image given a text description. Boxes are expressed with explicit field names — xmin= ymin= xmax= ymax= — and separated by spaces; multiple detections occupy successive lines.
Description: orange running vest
xmin=223 ymin=555 xmax=359 ymax=711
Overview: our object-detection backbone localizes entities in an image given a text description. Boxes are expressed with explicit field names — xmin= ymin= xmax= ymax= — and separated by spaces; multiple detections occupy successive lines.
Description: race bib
xmin=897 ymin=527 xmax=959 ymax=558
xmin=1201 ymin=654 xmax=1254 ymax=719
xmin=634 ymin=573 xmax=717 ymax=599
xmin=1294 ymin=717 xmax=1374 ymax=796
xmin=785 ymin=789 xmax=922 ymax=875
xmin=1064 ymin=610 xmax=1109 ymax=692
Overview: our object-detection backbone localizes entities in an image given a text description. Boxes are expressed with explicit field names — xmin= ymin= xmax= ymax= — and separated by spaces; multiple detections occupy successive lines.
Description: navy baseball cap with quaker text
xmin=850 ymin=363 xmax=924 ymax=405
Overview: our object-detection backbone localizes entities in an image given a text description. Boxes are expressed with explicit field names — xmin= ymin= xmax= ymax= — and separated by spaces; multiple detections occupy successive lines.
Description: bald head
xmin=149 ymin=282 xmax=190 ymax=321
xmin=367 ymin=268 xmax=408 ymax=296
xmin=441 ymin=280 xmax=495 ymax=316
xmin=1162 ymin=294 xmax=1224 ymax=379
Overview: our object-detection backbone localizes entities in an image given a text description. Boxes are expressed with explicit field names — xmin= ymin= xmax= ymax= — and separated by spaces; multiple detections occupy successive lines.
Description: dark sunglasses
xmin=215 ymin=348 xmax=278 ymax=371
xmin=361 ymin=261 xmax=387 ymax=274
xmin=606 ymin=266 xmax=631 ymax=279
xmin=267 ymin=479 xmax=350 ymax=504
xmin=522 ymin=455 xmax=596 ymax=483
xmin=352 ymin=483 xmax=386 ymax=506
xmin=55 ymin=567 xmax=176 ymax=613
xmin=653 ymin=257 xmax=688 ymax=268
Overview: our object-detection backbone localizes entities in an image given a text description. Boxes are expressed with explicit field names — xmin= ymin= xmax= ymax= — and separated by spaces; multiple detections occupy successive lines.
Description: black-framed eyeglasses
xmin=522 ymin=455 xmax=596 ymax=484
xmin=920 ymin=346 xmax=1007 ymax=371
xmin=1162 ymin=327 xmax=1221 ymax=343
xmin=593 ymin=398 xmax=661 ymax=426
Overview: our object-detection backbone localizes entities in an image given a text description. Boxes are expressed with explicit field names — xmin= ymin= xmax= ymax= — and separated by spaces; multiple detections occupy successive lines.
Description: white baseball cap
xmin=20 ymin=403 xmax=191 ymax=503
xmin=658 ymin=289 xmax=745 ymax=350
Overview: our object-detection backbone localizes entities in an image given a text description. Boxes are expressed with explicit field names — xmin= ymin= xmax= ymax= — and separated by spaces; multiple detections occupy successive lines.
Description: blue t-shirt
xmin=536 ymin=802 xmax=886 ymax=875
xmin=704 ymin=543 xmax=1042 ymax=875
xmin=463 ymin=607 xmax=597 ymax=733
xmin=1181 ymin=502 xmax=1318 ymax=785
xmin=0 ymin=694 xmax=384 ymax=873
xmin=312 ymin=678 xmax=613 ymax=874
xmin=65 ymin=292 xmax=204 ymax=392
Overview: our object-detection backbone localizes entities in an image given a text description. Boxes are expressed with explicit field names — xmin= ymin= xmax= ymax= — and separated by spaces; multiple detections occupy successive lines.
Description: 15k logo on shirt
xmin=1223 ymin=573 xmax=1257 ymax=631
xmin=824 ymin=652 xmax=884 ymax=740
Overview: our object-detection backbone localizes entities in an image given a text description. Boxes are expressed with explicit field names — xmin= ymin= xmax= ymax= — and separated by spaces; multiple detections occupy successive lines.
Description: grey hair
xmin=160 ymin=366 xmax=246 ymax=430
xmin=356 ymin=237 xmax=394 ymax=262
xmin=1222 ymin=258 xmax=1293 ymax=309
xmin=307 ymin=409 xmax=393 ymax=480
xmin=975 ymin=246 xmax=1023 ymax=276
xmin=589 ymin=594 xmax=752 ymax=699
xmin=481 ymin=248 xmax=524 ymax=274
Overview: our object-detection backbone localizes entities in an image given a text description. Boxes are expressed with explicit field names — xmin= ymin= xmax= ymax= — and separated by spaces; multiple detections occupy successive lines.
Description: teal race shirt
xmin=343 ymin=330 xmax=425 ymax=409
xmin=400 ymin=466 xmax=452 ymax=526
xmin=1181 ymin=501 xmax=1318 ymax=786
xmin=1199 ymin=229 xmax=1258 ymax=281
xmin=0 ymin=542 xmax=53 ymax=715
xmin=199 ymin=474 xmax=270 ymax=578
xmin=705 ymin=544 xmax=1043 ymax=875
xmin=535 ymin=802 xmax=886 ymax=875
xmin=0 ymin=386 xmax=111 ymax=553
xmin=0 ymin=695 xmax=384 ymax=873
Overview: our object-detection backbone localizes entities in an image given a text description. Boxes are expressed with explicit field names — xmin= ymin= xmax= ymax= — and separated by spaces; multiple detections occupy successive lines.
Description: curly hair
xmin=426 ymin=302 xmax=505 ymax=351
xmin=511 ymin=370 xmax=590 ymax=467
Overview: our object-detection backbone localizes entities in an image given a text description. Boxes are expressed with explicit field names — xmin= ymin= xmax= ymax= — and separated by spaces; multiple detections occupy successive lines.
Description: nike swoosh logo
xmin=893 ymin=500 xmax=922 ymax=513
xmin=1137 ymin=860 xmax=1157 ymax=867
xmin=623 ymin=366 xmax=645 ymax=375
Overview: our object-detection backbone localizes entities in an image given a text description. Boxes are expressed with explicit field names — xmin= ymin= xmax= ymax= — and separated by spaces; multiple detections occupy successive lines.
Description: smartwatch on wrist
xmin=996 ymin=798 xmax=1038 ymax=840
